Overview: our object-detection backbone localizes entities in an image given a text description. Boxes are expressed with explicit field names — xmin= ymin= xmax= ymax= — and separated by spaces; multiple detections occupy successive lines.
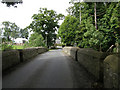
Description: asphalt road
xmin=3 ymin=49 xmax=94 ymax=88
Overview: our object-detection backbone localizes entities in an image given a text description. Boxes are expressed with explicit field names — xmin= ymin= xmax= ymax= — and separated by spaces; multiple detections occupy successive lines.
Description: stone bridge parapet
xmin=63 ymin=47 xmax=120 ymax=88
xmin=2 ymin=47 xmax=48 ymax=71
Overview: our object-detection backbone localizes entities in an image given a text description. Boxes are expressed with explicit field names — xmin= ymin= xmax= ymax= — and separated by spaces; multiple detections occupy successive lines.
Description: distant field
xmin=13 ymin=45 xmax=24 ymax=49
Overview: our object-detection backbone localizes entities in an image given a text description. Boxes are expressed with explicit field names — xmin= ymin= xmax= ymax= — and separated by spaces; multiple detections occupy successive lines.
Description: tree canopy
xmin=25 ymin=32 xmax=45 ymax=47
xmin=1 ymin=21 xmax=29 ymax=42
xmin=1 ymin=0 xmax=23 ymax=7
xmin=59 ymin=1 xmax=120 ymax=52
xmin=28 ymin=8 xmax=64 ymax=47
xmin=58 ymin=15 xmax=79 ymax=46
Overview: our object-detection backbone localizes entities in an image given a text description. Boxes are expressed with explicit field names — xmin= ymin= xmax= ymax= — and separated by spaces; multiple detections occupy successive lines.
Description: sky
xmin=0 ymin=0 xmax=71 ymax=29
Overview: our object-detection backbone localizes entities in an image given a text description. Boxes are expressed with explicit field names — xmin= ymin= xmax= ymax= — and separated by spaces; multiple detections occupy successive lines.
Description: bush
xmin=1 ymin=43 xmax=13 ymax=51
xmin=24 ymin=33 xmax=45 ymax=48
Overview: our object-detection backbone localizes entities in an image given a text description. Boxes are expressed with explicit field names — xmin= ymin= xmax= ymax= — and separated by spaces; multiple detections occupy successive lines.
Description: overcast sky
xmin=0 ymin=0 xmax=71 ymax=29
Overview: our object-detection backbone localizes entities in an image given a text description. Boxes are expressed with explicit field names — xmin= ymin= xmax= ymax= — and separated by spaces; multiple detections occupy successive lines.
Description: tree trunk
xmin=7 ymin=36 xmax=10 ymax=41
xmin=94 ymin=3 xmax=102 ymax=52
xmin=94 ymin=2 xmax=97 ymax=30
xmin=79 ymin=0 xmax=81 ymax=24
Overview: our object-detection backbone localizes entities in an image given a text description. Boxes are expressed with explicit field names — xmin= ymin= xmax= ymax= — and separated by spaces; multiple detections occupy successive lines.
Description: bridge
xmin=2 ymin=47 xmax=120 ymax=88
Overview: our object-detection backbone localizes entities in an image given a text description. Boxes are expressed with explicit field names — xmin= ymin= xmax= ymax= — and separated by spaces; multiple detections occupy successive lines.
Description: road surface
xmin=3 ymin=49 xmax=94 ymax=88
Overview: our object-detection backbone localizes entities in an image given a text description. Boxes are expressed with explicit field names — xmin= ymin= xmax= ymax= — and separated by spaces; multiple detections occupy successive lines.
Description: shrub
xmin=1 ymin=43 xmax=13 ymax=51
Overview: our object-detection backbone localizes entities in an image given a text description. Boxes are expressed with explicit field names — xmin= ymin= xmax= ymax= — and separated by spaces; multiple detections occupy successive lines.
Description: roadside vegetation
xmin=1 ymin=43 xmax=25 ymax=51
xmin=1 ymin=8 xmax=64 ymax=51
xmin=1 ymin=1 xmax=120 ymax=53
xmin=58 ymin=1 xmax=120 ymax=52
xmin=0 ymin=21 xmax=29 ymax=51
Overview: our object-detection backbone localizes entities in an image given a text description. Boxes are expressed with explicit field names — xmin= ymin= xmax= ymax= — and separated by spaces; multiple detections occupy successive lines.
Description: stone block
xmin=104 ymin=54 xmax=120 ymax=88
xmin=2 ymin=50 xmax=20 ymax=71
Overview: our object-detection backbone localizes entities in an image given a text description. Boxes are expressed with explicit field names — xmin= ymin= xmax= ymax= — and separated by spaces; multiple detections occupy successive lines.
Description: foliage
xmin=20 ymin=28 xmax=29 ymax=39
xmin=24 ymin=33 xmax=45 ymax=47
xmin=55 ymin=43 xmax=62 ymax=46
xmin=58 ymin=15 xmax=79 ymax=46
xmin=28 ymin=8 xmax=64 ymax=47
xmin=1 ymin=21 xmax=29 ymax=50
xmin=1 ymin=0 xmax=23 ymax=7
xmin=60 ymin=1 xmax=120 ymax=52
xmin=13 ymin=45 xmax=24 ymax=49
xmin=1 ymin=43 xmax=13 ymax=51
xmin=1 ymin=21 xmax=29 ymax=42
xmin=1 ymin=21 xmax=20 ymax=41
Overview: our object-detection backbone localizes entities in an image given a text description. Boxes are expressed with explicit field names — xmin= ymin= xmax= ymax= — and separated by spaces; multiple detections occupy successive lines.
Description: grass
xmin=13 ymin=45 xmax=24 ymax=49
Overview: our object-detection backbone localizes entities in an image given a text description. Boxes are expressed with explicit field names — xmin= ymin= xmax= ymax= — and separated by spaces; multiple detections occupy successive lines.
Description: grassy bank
xmin=13 ymin=45 xmax=24 ymax=49
xmin=1 ymin=44 xmax=25 ymax=51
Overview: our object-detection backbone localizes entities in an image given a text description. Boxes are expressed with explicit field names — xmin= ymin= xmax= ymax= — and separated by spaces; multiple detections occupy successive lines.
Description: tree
xmin=25 ymin=32 xmax=45 ymax=47
xmin=20 ymin=27 xmax=29 ymax=39
xmin=94 ymin=2 xmax=97 ymax=30
xmin=66 ymin=1 xmax=120 ymax=52
xmin=83 ymin=2 xmax=120 ymax=51
xmin=67 ymin=0 xmax=83 ymax=21
xmin=98 ymin=2 xmax=120 ymax=51
xmin=58 ymin=15 xmax=79 ymax=46
xmin=10 ymin=23 xmax=20 ymax=41
xmin=1 ymin=21 xmax=29 ymax=43
xmin=29 ymin=8 xmax=64 ymax=47
xmin=1 ymin=0 xmax=23 ymax=7
xmin=1 ymin=21 xmax=20 ymax=42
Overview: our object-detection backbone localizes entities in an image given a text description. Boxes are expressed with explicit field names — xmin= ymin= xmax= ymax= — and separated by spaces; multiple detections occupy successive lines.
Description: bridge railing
xmin=2 ymin=47 xmax=48 ymax=71
xmin=63 ymin=47 xmax=120 ymax=88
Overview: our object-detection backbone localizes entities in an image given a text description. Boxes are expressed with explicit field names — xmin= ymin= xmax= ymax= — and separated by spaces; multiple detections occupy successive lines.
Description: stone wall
xmin=37 ymin=47 xmax=48 ymax=54
xmin=2 ymin=50 xmax=20 ymax=71
xmin=63 ymin=47 xmax=107 ymax=80
xmin=77 ymin=48 xmax=107 ymax=80
xmin=2 ymin=47 xmax=48 ymax=71
xmin=63 ymin=47 xmax=120 ymax=88
xmin=63 ymin=47 xmax=79 ymax=60
xmin=63 ymin=47 xmax=72 ymax=55
xmin=104 ymin=54 xmax=120 ymax=88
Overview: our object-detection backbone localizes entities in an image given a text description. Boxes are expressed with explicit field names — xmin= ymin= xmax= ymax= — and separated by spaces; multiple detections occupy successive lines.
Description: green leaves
xmin=64 ymin=2 xmax=120 ymax=52
xmin=1 ymin=21 xmax=20 ymax=41
xmin=1 ymin=21 xmax=29 ymax=43
xmin=29 ymin=8 xmax=64 ymax=47
xmin=58 ymin=15 xmax=79 ymax=46
xmin=25 ymin=33 xmax=45 ymax=47
xmin=20 ymin=28 xmax=29 ymax=39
